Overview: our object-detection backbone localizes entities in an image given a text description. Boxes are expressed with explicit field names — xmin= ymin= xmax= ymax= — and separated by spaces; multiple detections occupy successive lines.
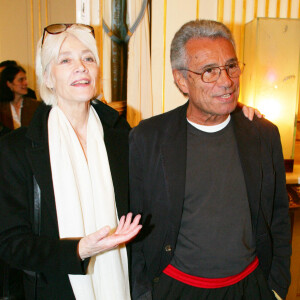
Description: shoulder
xmin=0 ymin=127 xmax=28 ymax=157
xmin=91 ymin=99 xmax=130 ymax=131
xmin=231 ymin=108 xmax=280 ymax=141
xmin=23 ymin=97 xmax=41 ymax=108
xmin=131 ymin=102 xmax=188 ymax=137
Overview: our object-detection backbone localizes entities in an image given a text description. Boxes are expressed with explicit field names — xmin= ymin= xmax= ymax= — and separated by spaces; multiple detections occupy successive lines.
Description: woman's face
xmin=47 ymin=35 xmax=99 ymax=107
xmin=7 ymin=71 xmax=28 ymax=97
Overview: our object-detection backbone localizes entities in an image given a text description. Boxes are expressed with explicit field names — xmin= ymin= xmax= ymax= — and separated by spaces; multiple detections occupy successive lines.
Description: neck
xmin=57 ymin=101 xmax=90 ymax=154
xmin=187 ymin=107 xmax=229 ymax=125
xmin=12 ymin=95 xmax=23 ymax=106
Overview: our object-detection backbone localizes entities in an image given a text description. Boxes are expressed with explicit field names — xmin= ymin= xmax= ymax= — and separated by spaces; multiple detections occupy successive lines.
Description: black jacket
xmin=129 ymin=102 xmax=291 ymax=300
xmin=0 ymin=100 xmax=130 ymax=299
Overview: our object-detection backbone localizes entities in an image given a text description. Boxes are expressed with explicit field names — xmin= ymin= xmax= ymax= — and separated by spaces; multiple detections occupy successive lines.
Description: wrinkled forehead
xmin=185 ymin=37 xmax=237 ymax=67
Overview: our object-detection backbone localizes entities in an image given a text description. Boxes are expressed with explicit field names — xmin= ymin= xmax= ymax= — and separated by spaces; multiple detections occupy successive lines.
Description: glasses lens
xmin=203 ymin=67 xmax=220 ymax=83
xmin=71 ymin=24 xmax=95 ymax=38
xmin=45 ymin=24 xmax=67 ymax=34
xmin=227 ymin=63 xmax=242 ymax=78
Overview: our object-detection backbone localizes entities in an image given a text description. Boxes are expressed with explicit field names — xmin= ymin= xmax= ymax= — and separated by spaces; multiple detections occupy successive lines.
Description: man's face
xmin=174 ymin=37 xmax=240 ymax=125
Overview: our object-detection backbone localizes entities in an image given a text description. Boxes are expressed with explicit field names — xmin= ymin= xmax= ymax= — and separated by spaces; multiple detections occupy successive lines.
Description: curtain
xmin=126 ymin=0 xmax=153 ymax=127
xmin=102 ymin=0 xmax=112 ymax=102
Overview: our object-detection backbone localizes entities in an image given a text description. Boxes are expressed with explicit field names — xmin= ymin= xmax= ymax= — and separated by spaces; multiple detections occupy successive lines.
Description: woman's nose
xmin=75 ymin=60 xmax=87 ymax=72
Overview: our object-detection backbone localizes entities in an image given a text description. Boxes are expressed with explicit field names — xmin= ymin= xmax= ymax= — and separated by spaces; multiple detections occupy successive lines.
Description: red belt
xmin=163 ymin=256 xmax=259 ymax=289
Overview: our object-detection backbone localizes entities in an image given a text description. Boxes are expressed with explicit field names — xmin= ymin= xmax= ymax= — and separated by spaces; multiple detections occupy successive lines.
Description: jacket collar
xmin=231 ymin=108 xmax=262 ymax=231
xmin=162 ymin=102 xmax=261 ymax=234
xmin=26 ymin=100 xmax=120 ymax=145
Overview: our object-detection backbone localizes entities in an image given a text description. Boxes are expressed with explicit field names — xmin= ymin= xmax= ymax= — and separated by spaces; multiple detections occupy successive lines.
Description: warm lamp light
xmin=242 ymin=18 xmax=300 ymax=172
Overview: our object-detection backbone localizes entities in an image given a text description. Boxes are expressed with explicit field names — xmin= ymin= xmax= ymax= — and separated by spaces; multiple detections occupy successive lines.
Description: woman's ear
xmin=6 ymin=81 xmax=13 ymax=91
xmin=44 ymin=72 xmax=54 ymax=89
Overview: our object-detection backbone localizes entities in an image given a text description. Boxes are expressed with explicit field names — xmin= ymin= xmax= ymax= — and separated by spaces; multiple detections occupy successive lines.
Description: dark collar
xmin=26 ymin=100 xmax=120 ymax=145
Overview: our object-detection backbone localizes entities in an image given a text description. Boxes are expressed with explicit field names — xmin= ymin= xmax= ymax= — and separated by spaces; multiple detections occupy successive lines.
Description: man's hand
xmin=242 ymin=105 xmax=263 ymax=121
xmin=78 ymin=213 xmax=142 ymax=260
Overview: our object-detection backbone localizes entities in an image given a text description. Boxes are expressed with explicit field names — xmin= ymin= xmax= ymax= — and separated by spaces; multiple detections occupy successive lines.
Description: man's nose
xmin=217 ymin=68 xmax=233 ymax=87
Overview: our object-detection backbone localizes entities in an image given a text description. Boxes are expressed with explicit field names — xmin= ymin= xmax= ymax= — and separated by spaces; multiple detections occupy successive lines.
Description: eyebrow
xmin=58 ymin=49 xmax=94 ymax=57
xmin=200 ymin=58 xmax=238 ymax=70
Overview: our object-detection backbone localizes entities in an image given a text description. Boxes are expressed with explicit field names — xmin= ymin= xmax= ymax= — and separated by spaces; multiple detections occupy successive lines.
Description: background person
xmin=0 ymin=60 xmax=37 ymax=99
xmin=129 ymin=19 xmax=291 ymax=300
xmin=0 ymin=65 xmax=40 ymax=130
xmin=0 ymin=23 xmax=141 ymax=299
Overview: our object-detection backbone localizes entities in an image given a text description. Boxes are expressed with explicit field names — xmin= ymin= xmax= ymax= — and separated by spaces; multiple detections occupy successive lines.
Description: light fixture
xmin=242 ymin=18 xmax=300 ymax=172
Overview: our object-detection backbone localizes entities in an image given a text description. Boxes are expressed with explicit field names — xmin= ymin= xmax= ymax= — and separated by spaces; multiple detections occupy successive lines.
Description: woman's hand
xmin=78 ymin=213 xmax=142 ymax=260
xmin=242 ymin=105 xmax=263 ymax=121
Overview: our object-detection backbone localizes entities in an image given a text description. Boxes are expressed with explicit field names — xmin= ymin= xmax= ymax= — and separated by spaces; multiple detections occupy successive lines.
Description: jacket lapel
xmin=25 ymin=104 xmax=58 ymax=230
xmin=161 ymin=104 xmax=188 ymax=233
xmin=92 ymin=100 xmax=129 ymax=219
xmin=0 ymin=102 xmax=13 ymax=130
xmin=231 ymin=110 xmax=262 ymax=232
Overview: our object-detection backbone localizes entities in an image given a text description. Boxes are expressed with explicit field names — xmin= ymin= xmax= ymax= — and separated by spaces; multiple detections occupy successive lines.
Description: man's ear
xmin=173 ymin=69 xmax=189 ymax=94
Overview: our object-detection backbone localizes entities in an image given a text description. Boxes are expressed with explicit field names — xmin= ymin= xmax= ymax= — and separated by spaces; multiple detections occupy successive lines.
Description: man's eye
xmin=227 ymin=63 xmax=238 ymax=69
xmin=204 ymin=68 xmax=214 ymax=74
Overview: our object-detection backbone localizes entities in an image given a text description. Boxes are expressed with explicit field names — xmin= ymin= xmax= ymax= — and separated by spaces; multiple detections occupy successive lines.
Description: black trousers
xmin=152 ymin=266 xmax=277 ymax=300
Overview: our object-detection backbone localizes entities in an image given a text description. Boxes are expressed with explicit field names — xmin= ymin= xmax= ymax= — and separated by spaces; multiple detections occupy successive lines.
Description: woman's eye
xmin=84 ymin=56 xmax=95 ymax=62
xmin=60 ymin=58 xmax=70 ymax=64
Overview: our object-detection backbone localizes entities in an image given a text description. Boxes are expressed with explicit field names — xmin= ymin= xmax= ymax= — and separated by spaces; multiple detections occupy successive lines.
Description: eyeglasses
xmin=178 ymin=62 xmax=245 ymax=83
xmin=41 ymin=23 xmax=95 ymax=47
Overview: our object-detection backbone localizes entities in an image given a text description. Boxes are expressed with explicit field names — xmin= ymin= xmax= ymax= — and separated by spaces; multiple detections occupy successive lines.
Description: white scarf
xmin=48 ymin=105 xmax=130 ymax=300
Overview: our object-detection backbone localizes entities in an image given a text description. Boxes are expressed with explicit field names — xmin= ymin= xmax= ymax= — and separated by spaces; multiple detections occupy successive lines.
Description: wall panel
xmin=151 ymin=0 xmax=300 ymax=114
xmin=0 ymin=0 xmax=75 ymax=97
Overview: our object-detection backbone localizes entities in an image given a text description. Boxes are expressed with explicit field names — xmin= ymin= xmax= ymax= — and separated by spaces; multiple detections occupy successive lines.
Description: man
xmin=129 ymin=20 xmax=291 ymax=300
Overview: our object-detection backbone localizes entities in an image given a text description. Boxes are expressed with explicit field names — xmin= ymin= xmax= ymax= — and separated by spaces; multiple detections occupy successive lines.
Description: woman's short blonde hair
xmin=35 ymin=25 xmax=100 ymax=106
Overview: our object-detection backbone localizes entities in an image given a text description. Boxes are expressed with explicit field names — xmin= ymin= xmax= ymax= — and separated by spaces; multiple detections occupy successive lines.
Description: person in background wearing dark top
xmin=0 ymin=65 xmax=40 ymax=130
xmin=129 ymin=19 xmax=291 ymax=300
xmin=0 ymin=121 xmax=10 ymax=137
xmin=0 ymin=60 xmax=37 ymax=99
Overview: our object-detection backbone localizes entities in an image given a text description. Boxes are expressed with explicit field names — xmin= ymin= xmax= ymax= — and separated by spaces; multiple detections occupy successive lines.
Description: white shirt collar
xmin=187 ymin=115 xmax=231 ymax=133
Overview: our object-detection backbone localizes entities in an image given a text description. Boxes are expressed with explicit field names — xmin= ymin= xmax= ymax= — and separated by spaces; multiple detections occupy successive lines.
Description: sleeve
xmin=129 ymin=128 xmax=153 ymax=300
xmin=267 ymin=126 xmax=292 ymax=299
xmin=0 ymin=137 xmax=87 ymax=277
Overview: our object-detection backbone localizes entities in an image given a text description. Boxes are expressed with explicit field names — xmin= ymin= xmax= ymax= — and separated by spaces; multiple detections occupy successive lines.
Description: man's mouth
xmin=220 ymin=93 xmax=231 ymax=99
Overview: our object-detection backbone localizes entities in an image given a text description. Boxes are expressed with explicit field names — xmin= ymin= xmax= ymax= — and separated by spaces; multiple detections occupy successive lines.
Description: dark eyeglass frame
xmin=178 ymin=62 xmax=245 ymax=83
xmin=41 ymin=23 xmax=95 ymax=47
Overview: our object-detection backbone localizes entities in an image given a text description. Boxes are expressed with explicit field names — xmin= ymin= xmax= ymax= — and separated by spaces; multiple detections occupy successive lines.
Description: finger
xmin=123 ymin=212 xmax=133 ymax=230
xmin=242 ymin=105 xmax=249 ymax=118
xmin=128 ymin=214 xmax=141 ymax=230
xmin=115 ymin=215 xmax=126 ymax=234
xmin=254 ymin=109 xmax=262 ymax=118
xmin=112 ymin=224 xmax=142 ymax=245
xmin=117 ymin=213 xmax=141 ymax=235
xmin=248 ymin=107 xmax=255 ymax=121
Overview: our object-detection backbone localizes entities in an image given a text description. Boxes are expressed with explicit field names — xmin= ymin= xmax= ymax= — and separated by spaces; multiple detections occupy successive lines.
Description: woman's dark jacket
xmin=0 ymin=100 xmax=130 ymax=299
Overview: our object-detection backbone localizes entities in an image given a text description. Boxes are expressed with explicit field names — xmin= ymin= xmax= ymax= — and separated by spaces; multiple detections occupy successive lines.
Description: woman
xmin=0 ymin=65 xmax=40 ymax=130
xmin=0 ymin=23 xmax=141 ymax=299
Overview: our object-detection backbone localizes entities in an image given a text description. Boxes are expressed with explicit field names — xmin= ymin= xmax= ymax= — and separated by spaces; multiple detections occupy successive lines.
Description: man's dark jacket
xmin=129 ymin=101 xmax=291 ymax=300
xmin=0 ymin=100 xmax=130 ymax=299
